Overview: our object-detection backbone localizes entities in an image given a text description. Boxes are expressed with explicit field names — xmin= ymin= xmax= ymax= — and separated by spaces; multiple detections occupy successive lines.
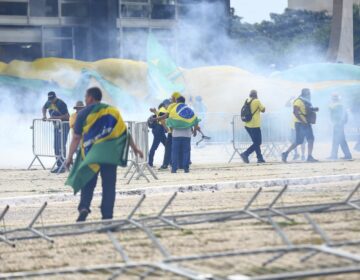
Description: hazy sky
xmin=231 ymin=0 xmax=288 ymax=23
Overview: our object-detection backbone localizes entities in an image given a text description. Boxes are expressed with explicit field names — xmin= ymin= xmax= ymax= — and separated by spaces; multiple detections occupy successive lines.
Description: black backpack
xmin=241 ymin=99 xmax=255 ymax=122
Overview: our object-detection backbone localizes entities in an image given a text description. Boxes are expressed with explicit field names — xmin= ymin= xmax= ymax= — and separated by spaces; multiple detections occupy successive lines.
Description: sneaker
xmin=159 ymin=165 xmax=168 ymax=170
xmin=50 ymin=167 xmax=59 ymax=173
xmin=257 ymin=159 xmax=266 ymax=163
xmin=76 ymin=209 xmax=89 ymax=222
xmin=184 ymin=169 xmax=190 ymax=173
xmin=240 ymin=153 xmax=249 ymax=164
xmin=281 ymin=152 xmax=288 ymax=163
xmin=171 ymin=170 xmax=177 ymax=174
xmin=307 ymin=156 xmax=319 ymax=163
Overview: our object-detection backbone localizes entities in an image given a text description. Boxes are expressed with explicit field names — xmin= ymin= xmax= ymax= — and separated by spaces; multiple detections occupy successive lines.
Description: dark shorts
xmin=295 ymin=122 xmax=314 ymax=145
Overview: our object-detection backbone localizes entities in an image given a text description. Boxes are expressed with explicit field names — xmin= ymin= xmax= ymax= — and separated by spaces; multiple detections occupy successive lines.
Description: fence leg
xmin=28 ymin=156 xmax=46 ymax=170
xmin=123 ymin=161 xmax=135 ymax=179
xmin=0 ymin=205 xmax=15 ymax=248
xmin=27 ymin=202 xmax=54 ymax=243
xmin=228 ymin=149 xmax=241 ymax=164
xmin=145 ymin=164 xmax=158 ymax=180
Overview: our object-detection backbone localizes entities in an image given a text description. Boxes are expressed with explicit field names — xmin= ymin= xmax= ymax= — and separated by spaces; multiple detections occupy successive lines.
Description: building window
xmin=30 ymin=0 xmax=58 ymax=17
xmin=0 ymin=2 xmax=27 ymax=16
xmin=62 ymin=0 xmax=89 ymax=17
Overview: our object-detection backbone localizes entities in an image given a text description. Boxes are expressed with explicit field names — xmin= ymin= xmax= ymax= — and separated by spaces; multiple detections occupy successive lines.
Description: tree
xmin=230 ymin=9 xmax=333 ymax=70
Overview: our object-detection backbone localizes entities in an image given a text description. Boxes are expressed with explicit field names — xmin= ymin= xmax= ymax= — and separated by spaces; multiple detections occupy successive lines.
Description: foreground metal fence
xmin=0 ymin=182 xmax=359 ymax=279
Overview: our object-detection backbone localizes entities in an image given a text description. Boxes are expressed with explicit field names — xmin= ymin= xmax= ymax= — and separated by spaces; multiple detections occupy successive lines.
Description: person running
xmin=166 ymin=96 xmax=200 ymax=173
xmin=65 ymin=87 xmax=143 ymax=222
xmin=240 ymin=90 xmax=266 ymax=164
xmin=328 ymin=93 xmax=352 ymax=160
xmin=148 ymin=100 xmax=170 ymax=167
xmin=42 ymin=91 xmax=70 ymax=173
xmin=282 ymin=88 xmax=319 ymax=163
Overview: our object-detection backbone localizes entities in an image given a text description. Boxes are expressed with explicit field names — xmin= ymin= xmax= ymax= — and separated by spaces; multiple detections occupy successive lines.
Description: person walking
xmin=65 ymin=87 xmax=143 ymax=222
xmin=282 ymin=88 xmax=319 ymax=163
xmin=240 ymin=90 xmax=266 ymax=164
xmin=328 ymin=94 xmax=352 ymax=160
xmin=42 ymin=91 xmax=70 ymax=173
xmin=166 ymin=96 xmax=200 ymax=173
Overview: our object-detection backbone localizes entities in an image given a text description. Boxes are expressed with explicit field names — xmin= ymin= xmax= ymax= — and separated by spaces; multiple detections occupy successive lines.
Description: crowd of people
xmin=239 ymin=88 xmax=354 ymax=164
xmin=147 ymin=92 xmax=201 ymax=173
xmin=40 ymin=87 xmax=357 ymax=222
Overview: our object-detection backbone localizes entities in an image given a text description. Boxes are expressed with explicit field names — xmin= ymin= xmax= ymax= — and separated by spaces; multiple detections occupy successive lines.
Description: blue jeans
xmin=54 ymin=122 xmax=69 ymax=167
xmin=78 ymin=164 xmax=117 ymax=219
xmin=162 ymin=133 xmax=172 ymax=167
xmin=244 ymin=127 xmax=264 ymax=160
xmin=171 ymin=137 xmax=191 ymax=172
xmin=148 ymin=125 xmax=166 ymax=166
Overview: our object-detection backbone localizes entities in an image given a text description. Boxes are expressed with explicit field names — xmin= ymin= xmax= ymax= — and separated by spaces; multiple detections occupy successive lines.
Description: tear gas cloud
xmin=0 ymin=2 xmax=358 ymax=168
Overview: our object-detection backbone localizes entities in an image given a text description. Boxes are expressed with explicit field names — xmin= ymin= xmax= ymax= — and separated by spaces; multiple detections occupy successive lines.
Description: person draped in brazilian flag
xmin=65 ymin=87 xmax=143 ymax=222
xmin=166 ymin=96 xmax=200 ymax=173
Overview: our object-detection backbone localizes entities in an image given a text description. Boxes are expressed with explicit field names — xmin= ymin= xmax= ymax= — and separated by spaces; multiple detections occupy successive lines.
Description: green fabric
xmin=147 ymin=33 xmax=184 ymax=99
xmin=66 ymin=132 xmax=129 ymax=194
xmin=166 ymin=118 xmax=200 ymax=129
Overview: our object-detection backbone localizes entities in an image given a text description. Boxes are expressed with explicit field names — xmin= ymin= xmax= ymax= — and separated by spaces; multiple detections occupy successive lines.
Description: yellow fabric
xmin=69 ymin=112 xmax=77 ymax=129
xmin=244 ymin=98 xmax=265 ymax=128
xmin=172 ymin=92 xmax=181 ymax=100
xmin=80 ymin=105 xmax=127 ymax=173
xmin=293 ymin=99 xmax=307 ymax=124
xmin=167 ymin=102 xmax=177 ymax=114
xmin=158 ymin=107 xmax=168 ymax=115
xmin=49 ymin=103 xmax=60 ymax=114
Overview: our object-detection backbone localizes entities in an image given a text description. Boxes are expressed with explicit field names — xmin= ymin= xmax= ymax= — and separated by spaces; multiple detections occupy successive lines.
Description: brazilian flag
xmin=66 ymin=103 xmax=129 ymax=194
xmin=166 ymin=103 xmax=201 ymax=129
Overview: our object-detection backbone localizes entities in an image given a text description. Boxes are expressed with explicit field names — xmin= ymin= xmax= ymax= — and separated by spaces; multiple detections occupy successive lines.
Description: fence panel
xmin=28 ymin=119 xmax=69 ymax=170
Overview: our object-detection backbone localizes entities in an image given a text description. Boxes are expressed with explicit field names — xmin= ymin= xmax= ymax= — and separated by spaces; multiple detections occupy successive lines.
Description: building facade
xmin=0 ymin=0 xmax=230 ymax=63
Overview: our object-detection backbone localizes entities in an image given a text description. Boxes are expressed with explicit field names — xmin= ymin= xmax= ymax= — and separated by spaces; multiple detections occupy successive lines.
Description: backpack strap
xmin=247 ymin=98 xmax=259 ymax=117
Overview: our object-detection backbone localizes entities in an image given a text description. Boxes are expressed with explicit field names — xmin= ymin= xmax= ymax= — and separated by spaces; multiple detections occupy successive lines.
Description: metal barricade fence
xmin=28 ymin=119 xmax=69 ymax=171
xmin=124 ymin=121 xmax=157 ymax=184
xmin=229 ymin=114 xmax=289 ymax=163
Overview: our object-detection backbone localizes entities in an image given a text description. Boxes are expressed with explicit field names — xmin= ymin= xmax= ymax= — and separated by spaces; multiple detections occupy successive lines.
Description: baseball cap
xmin=171 ymin=92 xmax=181 ymax=100
xmin=48 ymin=91 xmax=56 ymax=100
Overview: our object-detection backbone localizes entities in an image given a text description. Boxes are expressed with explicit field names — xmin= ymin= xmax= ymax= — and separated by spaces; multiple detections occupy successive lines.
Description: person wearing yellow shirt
xmin=69 ymin=101 xmax=85 ymax=131
xmin=282 ymin=88 xmax=319 ymax=163
xmin=240 ymin=90 xmax=266 ymax=164
xmin=151 ymin=92 xmax=182 ymax=170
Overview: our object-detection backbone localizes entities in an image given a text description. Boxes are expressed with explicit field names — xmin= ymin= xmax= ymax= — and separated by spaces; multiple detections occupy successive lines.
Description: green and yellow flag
xmin=66 ymin=103 xmax=129 ymax=194
xmin=166 ymin=103 xmax=200 ymax=129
